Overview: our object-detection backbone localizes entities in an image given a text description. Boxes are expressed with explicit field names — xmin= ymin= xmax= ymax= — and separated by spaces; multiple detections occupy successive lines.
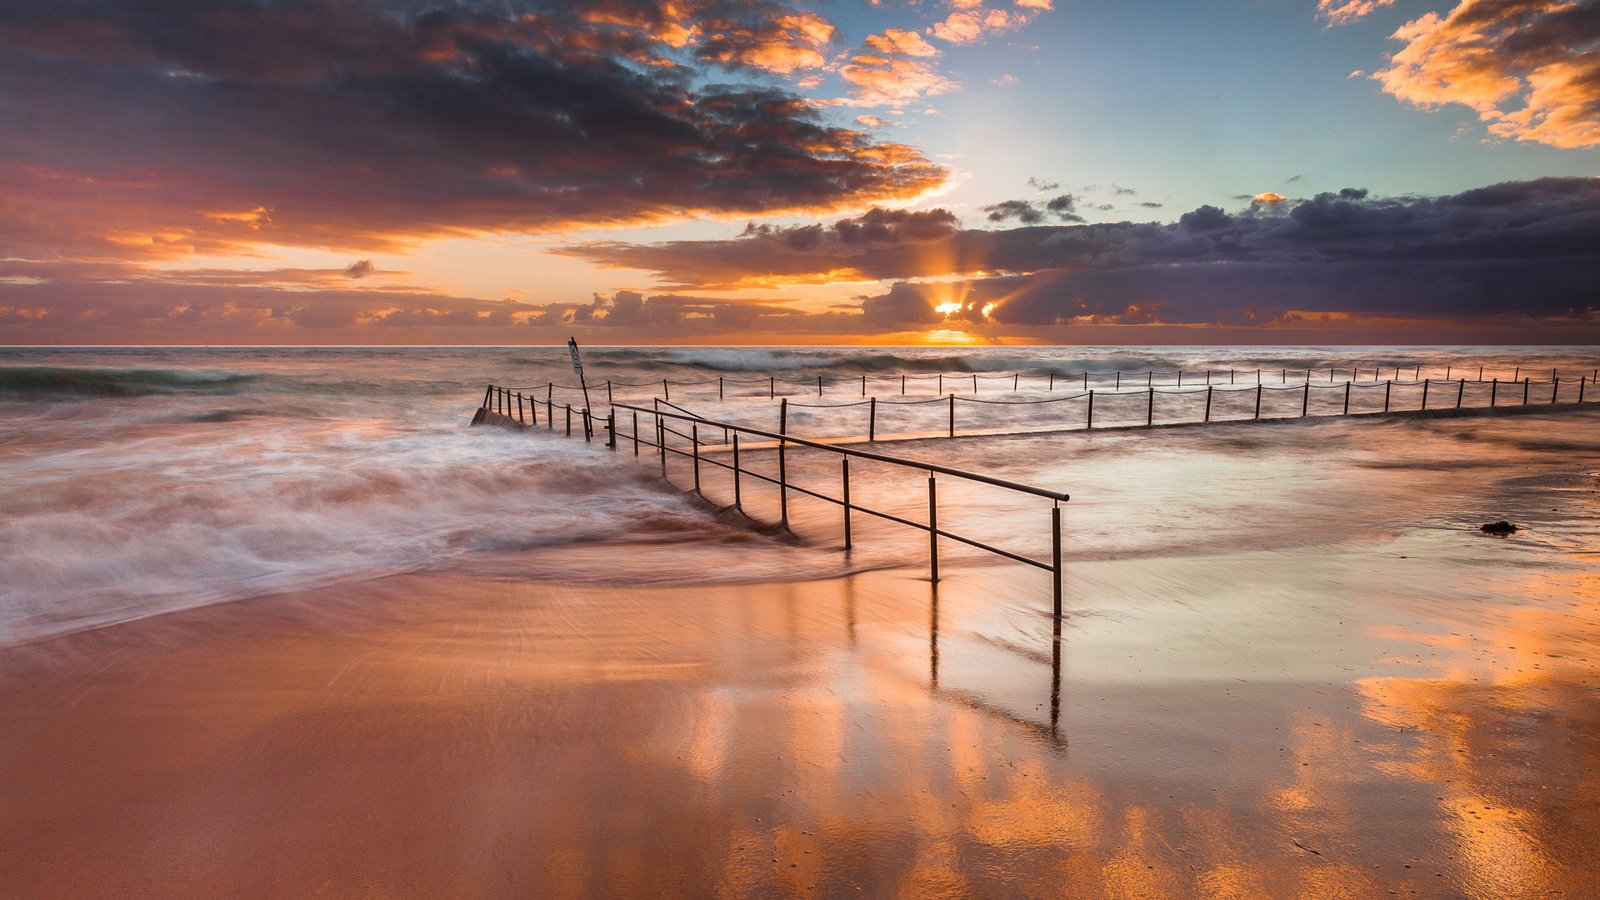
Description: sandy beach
xmin=5 ymin=533 xmax=1598 ymax=896
xmin=4 ymin=348 xmax=1599 ymax=897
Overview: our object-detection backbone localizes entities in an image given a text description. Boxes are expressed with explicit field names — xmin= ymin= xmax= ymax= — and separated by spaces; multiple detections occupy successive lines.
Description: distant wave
xmin=0 ymin=366 xmax=261 ymax=398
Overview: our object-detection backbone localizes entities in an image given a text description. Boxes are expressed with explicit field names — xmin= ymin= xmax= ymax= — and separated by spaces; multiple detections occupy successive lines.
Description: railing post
xmin=817 ymin=375 xmax=823 ymax=397
xmin=842 ymin=458 xmax=852 ymax=550
xmin=483 ymin=385 xmax=493 ymax=409
xmin=1343 ymin=382 xmax=1350 ymax=415
xmin=1457 ymin=379 xmax=1464 ymax=409
xmin=691 ymin=423 xmax=700 ymax=493
xmin=938 ymin=373 xmax=943 ymax=393
xmin=1015 ymin=373 xmax=1020 ymax=391
xmin=732 ymin=434 xmax=741 ymax=508
xmin=1087 ymin=389 xmax=1095 ymax=429
xmin=780 ymin=397 xmax=788 ymax=435
xmin=632 ymin=410 xmax=639 ymax=454
xmin=1384 ymin=380 xmax=1391 ymax=413
xmin=607 ymin=411 xmax=616 ymax=450
xmin=927 ymin=475 xmax=939 ymax=584
xmin=607 ymin=380 xmax=614 ymax=404
xmin=770 ymin=376 xmax=775 ymax=399
xmin=972 ymin=373 xmax=978 ymax=394
xmin=1147 ymin=386 xmax=1154 ymax=425
xmin=778 ymin=437 xmax=789 ymax=528
xmin=901 ymin=375 xmax=907 ymax=395
xmin=1230 ymin=369 xmax=1235 ymax=384
xmin=1491 ymin=378 xmax=1498 ymax=407
xmin=1514 ymin=366 xmax=1520 ymax=382
xmin=718 ymin=377 xmax=723 ymax=400
xmin=1302 ymin=383 xmax=1309 ymax=417
xmin=861 ymin=374 xmax=867 ymax=397
xmin=1522 ymin=378 xmax=1529 ymax=406
xmin=1049 ymin=373 xmax=1055 ymax=390
xmin=1115 ymin=371 xmax=1120 ymax=390
xmin=1552 ymin=377 xmax=1560 ymax=404
xmin=948 ymin=394 xmax=955 ymax=437
xmin=516 ymin=392 xmax=525 ymax=424
xmin=1478 ymin=366 xmax=1484 ymax=382
xmin=869 ymin=397 xmax=877 ymax=441
xmin=565 ymin=404 xmax=572 ymax=436
xmin=583 ymin=408 xmax=592 ymax=442
xmin=530 ymin=391 xmax=538 ymax=426
xmin=1254 ymin=384 xmax=1262 ymax=419
xmin=1051 ymin=504 xmax=1062 ymax=619
xmin=662 ymin=378 xmax=670 ymax=401
xmin=1082 ymin=372 xmax=1087 ymax=390
xmin=1204 ymin=386 xmax=1212 ymax=423
xmin=1421 ymin=379 xmax=1430 ymax=410
xmin=1581 ymin=376 xmax=1587 ymax=403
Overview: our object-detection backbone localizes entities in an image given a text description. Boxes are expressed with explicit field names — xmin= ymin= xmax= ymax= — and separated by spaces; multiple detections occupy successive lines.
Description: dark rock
xmin=1480 ymin=520 xmax=1519 ymax=535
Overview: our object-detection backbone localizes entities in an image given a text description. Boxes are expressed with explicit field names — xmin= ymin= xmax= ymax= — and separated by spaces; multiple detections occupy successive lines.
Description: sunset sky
xmin=2 ymin=0 xmax=1598 ymax=344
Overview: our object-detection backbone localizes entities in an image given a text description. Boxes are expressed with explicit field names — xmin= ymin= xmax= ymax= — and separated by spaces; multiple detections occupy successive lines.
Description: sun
xmin=934 ymin=301 xmax=961 ymax=315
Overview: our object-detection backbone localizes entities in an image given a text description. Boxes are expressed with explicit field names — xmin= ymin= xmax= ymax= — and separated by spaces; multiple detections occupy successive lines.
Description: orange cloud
xmin=1316 ymin=0 xmax=1396 ymax=26
xmin=1375 ymin=0 xmax=1600 ymax=149
xmin=841 ymin=56 xmax=959 ymax=107
xmin=865 ymin=27 xmax=940 ymax=58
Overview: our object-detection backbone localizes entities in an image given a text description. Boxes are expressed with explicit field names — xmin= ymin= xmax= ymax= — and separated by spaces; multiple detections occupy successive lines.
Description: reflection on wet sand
xmin=3 ymin=542 xmax=1598 ymax=897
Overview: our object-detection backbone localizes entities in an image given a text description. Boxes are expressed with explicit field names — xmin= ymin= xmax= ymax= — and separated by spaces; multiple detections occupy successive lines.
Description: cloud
xmin=1375 ymin=0 xmax=1600 ymax=149
xmin=864 ymin=28 xmax=940 ymax=58
xmin=343 ymin=260 xmax=375 ymax=279
xmin=560 ymin=178 xmax=1600 ymax=335
xmin=0 ymin=0 xmax=945 ymax=261
xmin=1317 ymin=0 xmax=1397 ymax=26
xmin=840 ymin=54 xmax=959 ymax=107
xmin=1027 ymin=177 xmax=1061 ymax=192
xmin=982 ymin=195 xmax=1083 ymax=224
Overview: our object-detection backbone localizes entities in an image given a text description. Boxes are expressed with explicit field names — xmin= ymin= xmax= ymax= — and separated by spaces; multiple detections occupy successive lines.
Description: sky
xmin=1 ymin=0 xmax=1598 ymax=345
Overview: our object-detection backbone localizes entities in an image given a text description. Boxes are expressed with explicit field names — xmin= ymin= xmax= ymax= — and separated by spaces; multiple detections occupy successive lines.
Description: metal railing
xmin=498 ymin=360 xmax=1600 ymax=403
xmin=474 ymin=384 xmax=1073 ymax=615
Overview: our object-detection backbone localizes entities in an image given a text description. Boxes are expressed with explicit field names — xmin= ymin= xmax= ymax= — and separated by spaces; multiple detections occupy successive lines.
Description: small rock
xmin=1480 ymin=520 xmax=1519 ymax=535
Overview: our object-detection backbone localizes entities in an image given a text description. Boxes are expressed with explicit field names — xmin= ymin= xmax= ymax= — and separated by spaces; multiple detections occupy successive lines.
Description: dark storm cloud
xmin=565 ymin=177 xmax=1600 ymax=329
xmin=0 ymin=0 xmax=942 ymax=259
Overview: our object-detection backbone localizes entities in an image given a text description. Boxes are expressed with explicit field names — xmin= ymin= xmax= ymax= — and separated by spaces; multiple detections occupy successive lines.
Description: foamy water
xmin=2 ymin=345 xmax=1596 ymax=644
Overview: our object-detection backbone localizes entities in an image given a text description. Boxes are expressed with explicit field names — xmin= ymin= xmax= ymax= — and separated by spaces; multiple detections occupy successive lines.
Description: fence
xmin=502 ymin=361 xmax=1600 ymax=404
xmin=474 ymin=385 xmax=1073 ymax=615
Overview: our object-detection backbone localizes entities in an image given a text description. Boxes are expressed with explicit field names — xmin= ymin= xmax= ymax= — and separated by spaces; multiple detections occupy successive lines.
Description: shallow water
xmin=2 ymin=345 xmax=1596 ymax=644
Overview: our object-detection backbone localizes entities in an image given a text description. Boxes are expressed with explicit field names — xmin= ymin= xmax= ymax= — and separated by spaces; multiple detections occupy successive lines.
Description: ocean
xmin=3 ymin=345 xmax=1597 ymax=645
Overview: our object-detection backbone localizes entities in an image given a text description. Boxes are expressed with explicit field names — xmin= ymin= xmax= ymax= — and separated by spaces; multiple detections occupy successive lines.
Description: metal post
xmin=691 ymin=423 xmax=700 ymax=493
xmin=607 ymin=380 xmax=613 ymax=404
xmin=632 ymin=410 xmax=639 ymax=455
xmin=1302 ymin=383 xmax=1309 ymax=416
xmin=530 ymin=391 xmax=537 ymax=426
xmin=1514 ymin=366 xmax=1520 ymax=382
xmin=1343 ymin=381 xmax=1350 ymax=415
xmin=778 ymin=437 xmax=788 ymax=528
xmin=583 ymin=409 xmax=592 ymax=442
xmin=938 ymin=373 xmax=943 ymax=393
xmin=517 ymin=393 xmax=525 ymax=424
xmin=1178 ymin=371 xmax=1183 ymax=387
xmin=547 ymin=396 xmax=554 ymax=430
xmin=1204 ymin=386 xmax=1212 ymax=422
xmin=1051 ymin=504 xmax=1062 ymax=619
xmin=1049 ymin=373 xmax=1054 ymax=390
xmin=1116 ymin=371 xmax=1120 ymax=389
xmin=841 ymin=458 xmax=852 ymax=550
xmin=662 ymin=378 xmax=670 ymax=401
xmin=719 ymin=377 xmax=723 ymax=400
xmin=868 ymin=398 xmax=877 ymax=441
xmin=732 ymin=434 xmax=742 ymax=507
xmin=1522 ymin=378 xmax=1529 ymax=406
xmin=1581 ymin=377 xmax=1587 ymax=403
xmin=1087 ymin=390 xmax=1095 ymax=429
xmin=861 ymin=374 xmax=867 ymax=397
xmin=972 ymin=373 xmax=978 ymax=394
xmin=817 ymin=375 xmax=823 ymax=397
xmin=947 ymin=394 xmax=955 ymax=437
xmin=1456 ymin=379 xmax=1464 ymax=409
xmin=565 ymin=404 xmax=572 ymax=436
xmin=927 ymin=475 xmax=939 ymax=584
xmin=1384 ymin=380 xmax=1391 ymax=413
xmin=780 ymin=397 xmax=788 ymax=435
xmin=1552 ymin=377 xmax=1559 ymax=404
xmin=1491 ymin=379 xmax=1498 ymax=407
xmin=1147 ymin=386 xmax=1154 ymax=425
xmin=1421 ymin=379 xmax=1430 ymax=410
xmin=1230 ymin=369 xmax=1235 ymax=384
xmin=1205 ymin=370 xmax=1211 ymax=385
xmin=1446 ymin=365 xmax=1452 ymax=380
xmin=1478 ymin=366 xmax=1484 ymax=382
xmin=1082 ymin=372 xmax=1087 ymax=390
xmin=901 ymin=374 xmax=907 ymax=395
xmin=483 ymin=385 xmax=493 ymax=408
xmin=1014 ymin=373 xmax=1020 ymax=391
xmin=1254 ymin=384 xmax=1262 ymax=419
xmin=607 ymin=411 xmax=616 ymax=450
xmin=658 ymin=415 xmax=666 ymax=477
xmin=770 ymin=377 xmax=775 ymax=399
xmin=1148 ymin=371 xmax=1152 ymax=387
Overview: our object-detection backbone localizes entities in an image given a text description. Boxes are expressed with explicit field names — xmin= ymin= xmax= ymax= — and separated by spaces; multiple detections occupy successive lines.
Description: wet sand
xmin=4 ymin=543 xmax=1599 ymax=897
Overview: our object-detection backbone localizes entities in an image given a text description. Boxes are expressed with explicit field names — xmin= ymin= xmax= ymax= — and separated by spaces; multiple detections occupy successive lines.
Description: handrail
xmin=613 ymin=402 xmax=1070 ymax=502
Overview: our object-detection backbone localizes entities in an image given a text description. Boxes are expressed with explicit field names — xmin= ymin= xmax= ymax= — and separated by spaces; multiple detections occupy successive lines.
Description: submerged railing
xmin=474 ymin=385 xmax=1073 ymax=615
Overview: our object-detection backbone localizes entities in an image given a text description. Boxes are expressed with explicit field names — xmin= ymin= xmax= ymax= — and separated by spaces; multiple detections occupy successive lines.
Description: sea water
xmin=3 ymin=345 xmax=1596 ymax=644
